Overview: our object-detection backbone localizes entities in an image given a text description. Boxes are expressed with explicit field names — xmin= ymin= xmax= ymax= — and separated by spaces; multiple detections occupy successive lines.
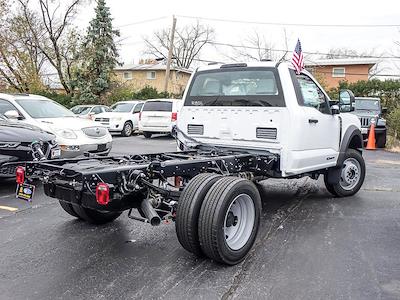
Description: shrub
xmin=387 ymin=107 xmax=400 ymax=140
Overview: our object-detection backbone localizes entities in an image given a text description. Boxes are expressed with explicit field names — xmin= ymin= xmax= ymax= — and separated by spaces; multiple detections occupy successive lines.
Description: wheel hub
xmin=340 ymin=158 xmax=361 ymax=190
xmin=223 ymin=194 xmax=255 ymax=250
xmin=225 ymin=211 xmax=238 ymax=227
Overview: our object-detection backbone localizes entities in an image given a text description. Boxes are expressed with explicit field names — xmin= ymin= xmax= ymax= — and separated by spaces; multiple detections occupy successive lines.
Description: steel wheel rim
xmin=224 ymin=193 xmax=255 ymax=250
xmin=124 ymin=123 xmax=132 ymax=135
xmin=340 ymin=158 xmax=361 ymax=190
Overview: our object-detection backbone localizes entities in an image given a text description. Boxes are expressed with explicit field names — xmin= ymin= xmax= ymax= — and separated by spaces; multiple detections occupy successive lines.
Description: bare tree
xmin=0 ymin=7 xmax=45 ymax=92
xmin=17 ymin=0 xmax=83 ymax=94
xmin=224 ymin=31 xmax=277 ymax=62
xmin=144 ymin=22 xmax=214 ymax=69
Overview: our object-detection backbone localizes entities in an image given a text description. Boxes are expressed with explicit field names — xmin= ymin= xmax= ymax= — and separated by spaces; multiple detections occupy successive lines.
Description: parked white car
xmin=94 ymin=100 xmax=143 ymax=136
xmin=71 ymin=105 xmax=111 ymax=120
xmin=0 ymin=94 xmax=112 ymax=158
xmin=139 ymin=99 xmax=182 ymax=138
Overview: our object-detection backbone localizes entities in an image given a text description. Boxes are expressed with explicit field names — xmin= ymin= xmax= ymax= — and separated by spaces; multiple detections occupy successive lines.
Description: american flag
xmin=291 ymin=39 xmax=304 ymax=74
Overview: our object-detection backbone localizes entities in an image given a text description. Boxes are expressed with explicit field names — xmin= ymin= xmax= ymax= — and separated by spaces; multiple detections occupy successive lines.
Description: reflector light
xmin=171 ymin=112 xmax=177 ymax=121
xmin=16 ymin=166 xmax=25 ymax=185
xmin=96 ymin=182 xmax=110 ymax=205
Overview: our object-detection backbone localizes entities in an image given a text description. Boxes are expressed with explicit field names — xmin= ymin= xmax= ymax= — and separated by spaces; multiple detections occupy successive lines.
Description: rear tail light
xmin=96 ymin=182 xmax=110 ymax=205
xmin=171 ymin=112 xmax=177 ymax=121
xmin=16 ymin=166 xmax=25 ymax=185
xmin=139 ymin=112 xmax=142 ymax=121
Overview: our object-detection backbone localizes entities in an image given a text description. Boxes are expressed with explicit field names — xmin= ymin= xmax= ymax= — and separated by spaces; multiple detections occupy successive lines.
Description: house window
xmin=147 ymin=71 xmax=156 ymax=80
xmin=123 ymin=72 xmax=132 ymax=80
xmin=332 ymin=67 xmax=345 ymax=78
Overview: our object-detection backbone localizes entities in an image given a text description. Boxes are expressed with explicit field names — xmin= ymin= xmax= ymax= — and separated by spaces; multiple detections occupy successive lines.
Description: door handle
xmin=308 ymin=118 xmax=319 ymax=124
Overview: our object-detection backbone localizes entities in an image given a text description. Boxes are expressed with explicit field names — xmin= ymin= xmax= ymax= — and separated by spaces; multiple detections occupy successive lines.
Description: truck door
xmin=287 ymin=73 xmax=341 ymax=174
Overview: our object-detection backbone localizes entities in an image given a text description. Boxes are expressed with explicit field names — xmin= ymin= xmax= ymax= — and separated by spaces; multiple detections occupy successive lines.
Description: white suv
xmin=94 ymin=100 xmax=143 ymax=136
xmin=139 ymin=99 xmax=182 ymax=138
xmin=0 ymin=94 xmax=112 ymax=158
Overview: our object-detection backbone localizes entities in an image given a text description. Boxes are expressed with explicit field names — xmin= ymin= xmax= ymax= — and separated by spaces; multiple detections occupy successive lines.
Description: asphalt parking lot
xmin=1 ymin=135 xmax=400 ymax=300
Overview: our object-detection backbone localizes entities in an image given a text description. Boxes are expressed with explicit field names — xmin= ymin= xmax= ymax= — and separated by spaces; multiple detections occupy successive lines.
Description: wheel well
xmin=348 ymin=134 xmax=363 ymax=150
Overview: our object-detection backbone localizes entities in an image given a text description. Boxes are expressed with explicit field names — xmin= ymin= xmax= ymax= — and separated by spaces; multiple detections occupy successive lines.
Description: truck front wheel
xmin=198 ymin=177 xmax=261 ymax=265
xmin=324 ymin=149 xmax=365 ymax=197
xmin=73 ymin=206 xmax=122 ymax=224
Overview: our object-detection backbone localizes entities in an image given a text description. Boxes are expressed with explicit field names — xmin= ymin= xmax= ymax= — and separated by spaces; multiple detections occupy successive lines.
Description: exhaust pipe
xmin=140 ymin=199 xmax=161 ymax=226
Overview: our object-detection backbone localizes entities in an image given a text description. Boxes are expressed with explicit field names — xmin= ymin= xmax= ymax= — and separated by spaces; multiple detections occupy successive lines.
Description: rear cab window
xmin=184 ymin=67 xmax=285 ymax=107
xmin=142 ymin=101 xmax=173 ymax=112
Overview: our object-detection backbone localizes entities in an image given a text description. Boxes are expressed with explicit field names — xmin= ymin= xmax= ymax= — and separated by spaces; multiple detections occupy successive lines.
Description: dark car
xmin=0 ymin=115 xmax=60 ymax=177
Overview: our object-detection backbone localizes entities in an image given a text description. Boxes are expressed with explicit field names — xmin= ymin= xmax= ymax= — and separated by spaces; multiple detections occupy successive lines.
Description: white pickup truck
xmin=17 ymin=61 xmax=365 ymax=265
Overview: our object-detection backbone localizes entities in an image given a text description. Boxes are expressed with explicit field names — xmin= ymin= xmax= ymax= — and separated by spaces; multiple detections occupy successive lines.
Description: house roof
xmin=115 ymin=63 xmax=192 ymax=74
xmin=305 ymin=58 xmax=378 ymax=67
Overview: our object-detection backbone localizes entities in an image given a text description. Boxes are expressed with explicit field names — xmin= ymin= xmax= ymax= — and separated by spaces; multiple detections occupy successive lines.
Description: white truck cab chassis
xmin=15 ymin=62 xmax=365 ymax=265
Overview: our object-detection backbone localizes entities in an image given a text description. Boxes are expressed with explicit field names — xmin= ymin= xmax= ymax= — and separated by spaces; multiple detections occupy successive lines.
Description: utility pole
xmin=164 ymin=15 xmax=177 ymax=93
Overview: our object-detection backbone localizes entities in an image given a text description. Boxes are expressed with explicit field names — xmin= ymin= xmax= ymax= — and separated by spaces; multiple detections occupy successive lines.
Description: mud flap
xmin=327 ymin=166 xmax=341 ymax=184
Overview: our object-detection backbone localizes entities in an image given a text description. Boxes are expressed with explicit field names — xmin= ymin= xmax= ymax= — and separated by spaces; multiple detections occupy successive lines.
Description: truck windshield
xmin=355 ymin=99 xmax=380 ymax=111
xmin=185 ymin=67 xmax=284 ymax=107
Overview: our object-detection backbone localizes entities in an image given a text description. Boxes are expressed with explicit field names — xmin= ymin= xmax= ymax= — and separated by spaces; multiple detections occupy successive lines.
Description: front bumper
xmin=60 ymin=142 xmax=113 ymax=158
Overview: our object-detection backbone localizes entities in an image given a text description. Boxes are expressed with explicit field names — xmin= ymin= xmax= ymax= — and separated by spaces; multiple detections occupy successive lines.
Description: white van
xmin=139 ymin=99 xmax=182 ymax=138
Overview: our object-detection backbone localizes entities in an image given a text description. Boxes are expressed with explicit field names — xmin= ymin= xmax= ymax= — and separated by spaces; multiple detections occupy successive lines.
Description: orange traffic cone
xmin=365 ymin=120 xmax=376 ymax=150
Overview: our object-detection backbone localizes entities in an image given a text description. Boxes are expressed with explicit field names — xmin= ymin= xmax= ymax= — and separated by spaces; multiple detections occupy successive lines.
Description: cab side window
xmin=297 ymin=75 xmax=330 ymax=114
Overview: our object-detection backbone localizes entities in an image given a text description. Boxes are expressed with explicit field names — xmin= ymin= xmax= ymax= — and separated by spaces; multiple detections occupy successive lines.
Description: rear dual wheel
xmin=58 ymin=201 xmax=121 ymax=224
xmin=176 ymin=175 xmax=261 ymax=265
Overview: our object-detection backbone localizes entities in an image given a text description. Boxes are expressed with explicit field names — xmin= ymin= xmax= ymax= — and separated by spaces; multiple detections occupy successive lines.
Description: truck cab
xmin=177 ymin=61 xmax=362 ymax=179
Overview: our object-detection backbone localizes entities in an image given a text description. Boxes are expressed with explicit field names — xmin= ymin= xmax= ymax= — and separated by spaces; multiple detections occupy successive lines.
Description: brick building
xmin=114 ymin=63 xmax=192 ymax=95
xmin=305 ymin=58 xmax=377 ymax=89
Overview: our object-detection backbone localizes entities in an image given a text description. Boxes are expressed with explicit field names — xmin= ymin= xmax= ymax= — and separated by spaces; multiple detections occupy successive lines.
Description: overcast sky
xmin=78 ymin=0 xmax=400 ymax=75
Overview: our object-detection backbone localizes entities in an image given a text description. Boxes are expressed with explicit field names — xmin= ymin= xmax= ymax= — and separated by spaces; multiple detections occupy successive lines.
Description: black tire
xmin=376 ymin=133 xmax=386 ymax=148
xmin=143 ymin=131 xmax=152 ymax=139
xmin=73 ymin=206 xmax=122 ymax=224
xmin=175 ymin=173 xmax=221 ymax=255
xmin=58 ymin=201 xmax=80 ymax=218
xmin=198 ymin=177 xmax=261 ymax=265
xmin=121 ymin=121 xmax=133 ymax=137
xmin=324 ymin=149 xmax=365 ymax=197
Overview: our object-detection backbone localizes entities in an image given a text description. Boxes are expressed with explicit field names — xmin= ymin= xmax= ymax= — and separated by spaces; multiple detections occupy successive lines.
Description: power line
xmin=207 ymin=41 xmax=400 ymax=60
xmin=310 ymin=70 xmax=400 ymax=78
xmin=177 ymin=15 xmax=400 ymax=28
xmin=115 ymin=16 xmax=168 ymax=29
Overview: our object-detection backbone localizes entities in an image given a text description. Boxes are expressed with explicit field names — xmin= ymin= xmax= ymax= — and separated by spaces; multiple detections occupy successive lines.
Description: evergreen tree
xmin=75 ymin=0 xmax=119 ymax=104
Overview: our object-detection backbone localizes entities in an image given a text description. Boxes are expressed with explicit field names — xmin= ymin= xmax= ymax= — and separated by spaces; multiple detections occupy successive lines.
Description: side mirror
xmin=382 ymin=107 xmax=387 ymax=114
xmin=4 ymin=110 xmax=21 ymax=120
xmin=339 ymin=89 xmax=355 ymax=112
xmin=331 ymin=105 xmax=340 ymax=115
